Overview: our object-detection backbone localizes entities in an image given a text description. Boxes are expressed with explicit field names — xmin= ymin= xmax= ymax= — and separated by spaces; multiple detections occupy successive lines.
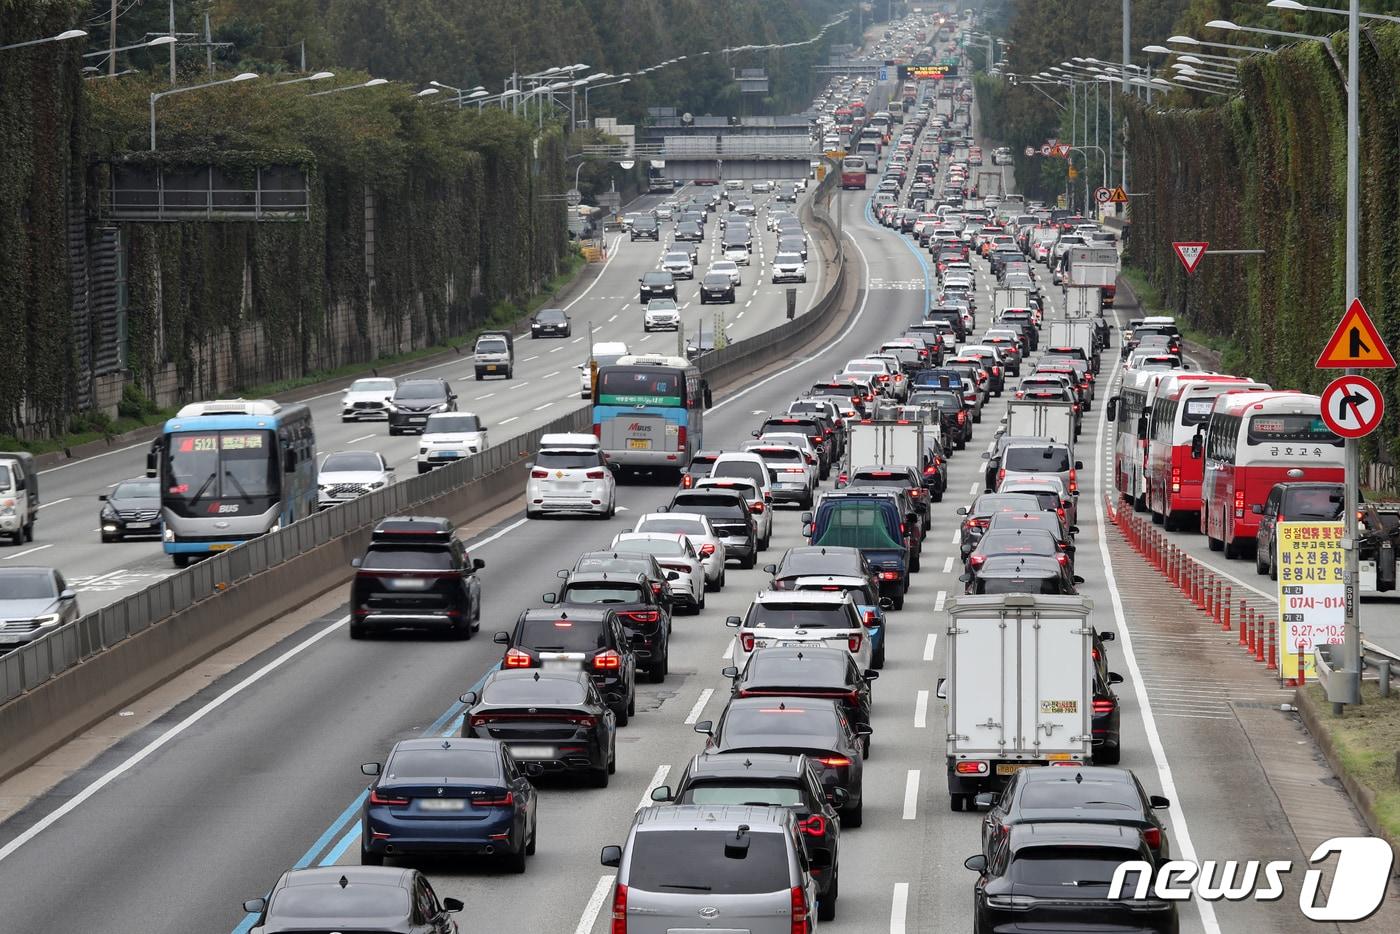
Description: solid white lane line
xmin=3 ymin=544 xmax=53 ymax=561
xmin=36 ymin=498 xmax=71 ymax=509
xmin=348 ymin=434 xmax=375 ymax=443
xmin=902 ymin=770 xmax=920 ymax=819
xmin=890 ymin=882 xmax=910 ymax=934
xmin=933 ymin=590 xmax=946 ymax=612
xmin=499 ymin=416 xmax=519 ymax=425
xmin=923 ymin=633 xmax=937 ymax=662
xmin=637 ymin=765 xmax=670 ymax=810
xmin=685 ymin=688 xmax=714 ymax=725
xmin=914 ymin=690 xmax=929 ymax=729
xmin=573 ymin=875 xmax=617 ymax=934
xmin=942 ymin=556 xmax=953 ymax=573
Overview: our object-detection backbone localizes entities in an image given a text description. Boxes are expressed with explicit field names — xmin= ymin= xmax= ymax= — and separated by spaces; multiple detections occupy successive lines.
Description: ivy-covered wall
xmin=1127 ymin=26 xmax=1400 ymax=466
xmin=0 ymin=0 xmax=89 ymax=436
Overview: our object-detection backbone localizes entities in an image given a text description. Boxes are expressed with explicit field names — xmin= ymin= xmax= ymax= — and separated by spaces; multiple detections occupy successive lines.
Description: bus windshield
xmin=597 ymin=368 xmax=686 ymax=407
xmin=164 ymin=430 xmax=279 ymax=515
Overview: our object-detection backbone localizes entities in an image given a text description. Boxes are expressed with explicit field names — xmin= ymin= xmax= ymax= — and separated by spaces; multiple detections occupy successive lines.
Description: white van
xmin=0 ymin=452 xmax=39 ymax=544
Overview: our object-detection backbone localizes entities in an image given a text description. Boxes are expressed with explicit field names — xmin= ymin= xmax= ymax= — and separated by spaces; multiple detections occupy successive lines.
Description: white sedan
xmin=609 ymin=532 xmax=708 ymax=613
xmin=317 ymin=450 xmax=393 ymax=509
xmin=631 ymin=512 xmax=727 ymax=589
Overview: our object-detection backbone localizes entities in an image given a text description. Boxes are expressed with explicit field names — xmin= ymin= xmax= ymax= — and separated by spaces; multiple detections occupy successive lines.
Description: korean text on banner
xmin=1275 ymin=521 xmax=1346 ymax=680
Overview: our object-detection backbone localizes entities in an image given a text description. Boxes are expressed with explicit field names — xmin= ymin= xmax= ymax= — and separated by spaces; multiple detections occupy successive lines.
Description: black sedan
xmin=461 ymin=668 xmax=617 ymax=787
xmin=764 ymin=545 xmax=880 ymax=598
xmin=977 ymin=765 xmax=1172 ymax=866
xmin=243 ymin=866 xmax=462 ymax=934
xmin=698 ymin=271 xmax=736 ymax=303
xmin=359 ymin=738 xmax=537 ymax=872
xmin=495 ymin=607 xmax=637 ymax=725
xmin=652 ymin=752 xmax=844 ymax=919
xmin=1094 ymin=669 xmax=1126 ymax=764
xmin=695 ymin=695 xmax=869 ymax=827
xmin=960 ymin=553 xmax=1081 ymax=596
xmin=723 ymin=645 xmax=877 ymax=738
xmin=965 ymin=823 xmax=1178 ymax=934
xmin=967 ymin=528 xmax=1065 ymax=577
xmin=98 ymin=477 xmax=161 ymax=542
xmin=529 ymin=307 xmax=571 ymax=338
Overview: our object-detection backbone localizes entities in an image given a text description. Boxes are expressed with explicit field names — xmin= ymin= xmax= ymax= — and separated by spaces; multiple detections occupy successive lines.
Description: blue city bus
xmin=146 ymin=399 xmax=317 ymax=567
xmin=592 ymin=354 xmax=710 ymax=478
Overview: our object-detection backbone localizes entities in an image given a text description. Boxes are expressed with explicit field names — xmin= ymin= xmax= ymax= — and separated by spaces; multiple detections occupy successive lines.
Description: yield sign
xmin=1316 ymin=298 xmax=1396 ymax=368
xmin=1172 ymin=241 xmax=1208 ymax=274
xmin=1053 ymin=144 xmax=1071 ymax=158
xmin=1320 ymin=374 xmax=1385 ymax=438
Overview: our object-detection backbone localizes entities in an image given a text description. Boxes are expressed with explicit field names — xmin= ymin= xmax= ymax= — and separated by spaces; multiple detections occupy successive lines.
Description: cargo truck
xmin=999 ymin=399 xmax=1077 ymax=450
xmin=1063 ymin=285 xmax=1102 ymax=318
xmin=1064 ymin=246 xmax=1120 ymax=306
xmin=992 ymin=288 xmax=1029 ymax=315
xmin=0 ymin=452 xmax=39 ymax=544
xmin=1047 ymin=321 xmax=1097 ymax=368
xmin=937 ymin=594 xmax=1098 ymax=810
xmin=846 ymin=419 xmax=927 ymax=474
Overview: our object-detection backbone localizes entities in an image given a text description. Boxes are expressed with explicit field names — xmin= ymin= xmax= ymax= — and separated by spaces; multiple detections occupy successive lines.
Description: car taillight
xmin=997 ymin=468 xmax=1005 ymax=486
xmin=475 ymin=791 xmax=515 ymax=807
xmin=1143 ymin=827 xmax=1162 ymax=849
xmin=836 ymin=472 xmax=848 ymax=485
xmin=923 ymin=465 xmax=937 ymax=477
xmin=751 ymin=502 xmax=766 ymax=514
xmin=955 ymin=760 xmax=989 ymax=775
xmin=815 ymin=756 xmax=852 ymax=768
xmin=957 ymin=411 xmax=966 ymax=424
xmin=879 ymin=570 xmax=900 ymax=581
xmin=699 ymin=544 xmax=716 ymax=557
xmin=611 ymin=883 xmax=628 ymax=934
xmin=1068 ymin=469 xmax=1078 ymax=494
xmin=740 ymin=632 xmax=756 ymax=652
xmin=1056 ymin=553 xmax=1069 ymax=565
xmin=593 ymin=650 xmax=623 ymax=670
xmin=530 ymin=469 xmax=549 ymax=479
xmin=994 ymin=366 xmax=1002 ymax=376
xmin=469 ymin=715 xmax=490 ymax=729
xmin=681 ymin=474 xmax=694 ymax=488
xmin=970 ymin=554 xmax=987 ymax=568
xmin=810 ymin=434 xmax=823 ymax=445
xmin=624 ymin=609 xmax=660 ymax=624
xmin=504 ymin=647 xmax=533 ymax=668
xmin=586 ymin=470 xmax=607 ymax=480
xmin=1235 ymin=490 xmax=1246 ymax=518
xmin=1093 ymin=697 xmax=1117 ymax=715
xmin=799 ymin=814 xmax=827 ymax=836
xmin=790 ymin=885 xmax=809 ymax=934
xmin=848 ymin=633 xmax=863 ymax=652
xmin=370 ymin=788 xmax=410 ymax=806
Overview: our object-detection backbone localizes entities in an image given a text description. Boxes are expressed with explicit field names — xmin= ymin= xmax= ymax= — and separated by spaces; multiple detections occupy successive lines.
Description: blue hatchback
xmin=360 ymin=738 xmax=538 ymax=872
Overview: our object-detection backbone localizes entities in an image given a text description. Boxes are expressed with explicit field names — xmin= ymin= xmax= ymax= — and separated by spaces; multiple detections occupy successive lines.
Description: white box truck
xmin=1000 ymin=399 xmax=1076 ymax=449
xmin=1065 ymin=246 xmax=1120 ymax=306
xmin=846 ymin=419 xmax=926 ymax=471
xmin=1063 ymin=285 xmax=1101 ymax=318
xmin=1048 ymin=320 xmax=1096 ymax=361
xmin=992 ymin=287 xmax=1030 ymax=315
xmin=0 ymin=452 xmax=39 ymax=544
xmin=938 ymin=593 xmax=1096 ymax=810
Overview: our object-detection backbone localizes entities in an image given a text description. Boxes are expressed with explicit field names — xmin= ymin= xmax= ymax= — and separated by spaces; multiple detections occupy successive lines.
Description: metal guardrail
xmin=1315 ymin=641 xmax=1398 ymax=699
xmin=0 ymin=160 xmax=845 ymax=709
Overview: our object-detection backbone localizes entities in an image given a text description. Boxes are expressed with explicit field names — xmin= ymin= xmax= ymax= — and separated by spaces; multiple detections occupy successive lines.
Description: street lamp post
xmin=1205 ymin=20 xmax=1341 ymax=75
xmin=0 ymin=27 xmax=86 ymax=53
xmin=307 ymin=77 xmax=388 ymax=97
xmin=583 ymin=77 xmax=630 ymax=125
xmin=150 ymin=72 xmax=259 ymax=151
xmin=81 ymin=34 xmax=174 ymax=77
xmin=277 ymin=70 xmax=334 ymax=87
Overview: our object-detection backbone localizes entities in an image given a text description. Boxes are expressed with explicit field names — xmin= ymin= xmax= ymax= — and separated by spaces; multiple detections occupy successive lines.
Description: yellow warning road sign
xmin=1108 ymin=186 xmax=1129 ymax=203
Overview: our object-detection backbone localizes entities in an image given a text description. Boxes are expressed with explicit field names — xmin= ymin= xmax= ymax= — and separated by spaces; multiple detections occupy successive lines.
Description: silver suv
xmin=600 ymin=804 xmax=819 ymax=933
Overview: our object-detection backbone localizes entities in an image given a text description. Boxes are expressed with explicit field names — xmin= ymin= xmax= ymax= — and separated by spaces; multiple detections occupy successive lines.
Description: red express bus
xmin=841 ymin=155 xmax=869 ymax=190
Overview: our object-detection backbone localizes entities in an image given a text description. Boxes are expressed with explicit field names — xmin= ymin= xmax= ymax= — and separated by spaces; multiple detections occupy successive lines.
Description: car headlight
xmin=34 ymin=613 xmax=62 ymax=628
xmin=368 ymin=481 xmax=386 ymax=490
xmin=163 ymin=528 xmax=175 ymax=542
xmin=385 ymin=403 xmax=398 ymax=413
xmin=419 ymin=448 xmax=430 ymax=455
xmin=268 ymin=522 xmax=281 ymax=534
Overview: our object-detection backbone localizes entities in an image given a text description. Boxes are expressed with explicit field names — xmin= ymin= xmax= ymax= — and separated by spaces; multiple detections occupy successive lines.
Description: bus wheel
xmin=173 ymin=554 xmax=192 ymax=569
xmin=1224 ymin=534 xmax=1244 ymax=560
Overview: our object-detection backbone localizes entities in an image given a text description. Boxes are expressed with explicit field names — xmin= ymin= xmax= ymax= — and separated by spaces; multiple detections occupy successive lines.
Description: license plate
xmin=486 ymin=364 xmax=499 ymax=371
xmin=627 ymin=439 xmax=651 ymax=450
xmin=996 ymin=763 xmax=1032 ymax=776
xmin=510 ymin=745 xmax=554 ymax=759
xmin=409 ymin=416 xmax=427 ymax=423
xmin=433 ymin=451 xmax=461 ymax=459
xmin=125 ymin=522 xmax=153 ymax=529
xmin=779 ymin=640 xmax=811 ymax=647
xmin=419 ymin=799 xmax=466 ymax=811
xmin=208 ymin=543 xmax=234 ymax=551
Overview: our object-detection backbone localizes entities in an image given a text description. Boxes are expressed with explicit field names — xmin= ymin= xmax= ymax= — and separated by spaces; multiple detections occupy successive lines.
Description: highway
xmin=14 ymin=181 xmax=831 ymax=613
xmin=0 ymin=82 xmax=1379 ymax=934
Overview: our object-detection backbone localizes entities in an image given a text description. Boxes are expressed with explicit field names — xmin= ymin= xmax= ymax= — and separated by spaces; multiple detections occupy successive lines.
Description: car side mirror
xmin=1191 ymin=433 xmax=1204 ymax=459
xmin=98 ymin=494 xmax=108 ymax=502
xmin=964 ymin=854 xmax=988 ymax=873
xmin=973 ymin=792 xmax=997 ymax=810
xmin=1108 ymin=671 xmax=1124 ymax=685
xmin=800 ymin=511 xmax=814 ymax=524
xmin=650 ymin=785 xmax=674 ymax=802
xmin=493 ymin=631 xmax=510 ymax=645
xmin=693 ymin=720 xmax=714 ymax=736
xmin=601 ymin=845 xmax=623 ymax=868
xmin=721 ymin=665 xmax=739 ymax=679
xmin=459 ymin=691 xmax=478 ymax=706
xmin=751 ymin=429 xmax=761 ymax=438
xmin=979 ymin=451 xmax=990 ymax=459
xmin=936 ymin=677 xmax=947 ymax=699
xmin=361 ymin=762 xmax=381 ymax=776
xmin=1074 ymin=460 xmax=1084 ymax=471
xmin=242 ymin=898 xmax=267 ymax=914
xmin=1099 ymin=631 xmax=1115 ymax=642
xmin=762 ymin=563 xmax=778 ymax=575
xmin=350 ymin=557 xmax=362 ymax=569
xmin=666 ymin=570 xmax=680 ymax=581
xmin=1149 ymin=794 xmax=1172 ymax=810
xmin=725 ymin=615 xmax=742 ymax=628
xmin=864 ymin=669 xmax=880 ymax=681
xmin=1251 ymin=503 xmax=1264 ymax=515
xmin=1069 ymin=525 xmax=1080 ymax=534
xmin=471 ymin=557 xmax=486 ymax=571
xmin=956 ymin=506 xmax=968 ymax=516
xmin=542 ymin=592 xmax=558 ymax=604
xmin=557 ymin=569 xmax=570 ymax=580
xmin=442 ymin=897 xmax=465 ymax=913
xmin=855 ymin=725 xmax=873 ymax=738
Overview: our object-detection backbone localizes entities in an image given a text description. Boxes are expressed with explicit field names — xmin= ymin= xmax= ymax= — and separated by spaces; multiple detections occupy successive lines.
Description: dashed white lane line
xmin=510 ymin=381 xmax=531 ymax=390
xmin=685 ymin=688 xmax=714 ymax=725
xmin=637 ymin=765 xmax=670 ymax=810
xmin=607 ymin=314 xmax=618 ymax=323
xmin=475 ymin=393 xmax=496 ymax=401
xmin=36 ymin=498 xmax=70 ymax=509
xmin=533 ymin=403 xmax=554 ymax=412
xmin=914 ymin=690 xmax=929 ymax=729
xmin=949 ymin=529 xmax=960 ymax=544
xmin=967 ymin=481 xmax=979 ymax=495
xmin=3 ymin=544 xmax=53 ymax=560
xmin=521 ymin=355 xmax=539 ymax=362
xmin=572 ymin=336 xmax=585 ymax=343
xmin=902 ymin=770 xmax=920 ymax=819
xmin=542 ymin=371 xmax=560 ymax=379
xmin=549 ymin=346 xmax=564 ymax=353
xmin=499 ymin=416 xmax=519 ymax=425
xmin=942 ymin=556 xmax=953 ymax=573
xmin=934 ymin=590 xmax=947 ymax=612
xmin=890 ymin=882 xmax=910 ymax=934
xmin=574 ymin=875 xmax=616 ymax=934
xmin=923 ymin=633 xmax=937 ymax=662
xmin=348 ymin=434 xmax=375 ymax=443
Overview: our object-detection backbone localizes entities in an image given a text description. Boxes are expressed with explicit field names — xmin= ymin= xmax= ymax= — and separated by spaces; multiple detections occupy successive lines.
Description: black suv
xmin=630 ymin=214 xmax=660 ymax=241
xmin=698 ymin=272 xmax=736 ymax=304
xmin=651 ymin=752 xmax=845 ymax=920
xmin=495 ymin=607 xmax=638 ymax=725
xmin=349 ymin=516 xmax=484 ymax=639
xmin=670 ymin=488 xmax=757 ymax=568
xmin=387 ymin=378 xmax=456 ymax=435
xmin=638 ymin=270 xmax=677 ymax=302
xmin=544 ymin=571 xmax=671 ymax=683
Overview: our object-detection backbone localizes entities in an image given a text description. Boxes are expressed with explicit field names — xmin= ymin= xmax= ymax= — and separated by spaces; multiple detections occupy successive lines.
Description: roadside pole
xmin=1338 ymin=0 xmax=1363 ymax=708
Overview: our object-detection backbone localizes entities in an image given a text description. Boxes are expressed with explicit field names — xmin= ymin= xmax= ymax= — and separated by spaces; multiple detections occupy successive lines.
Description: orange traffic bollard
xmin=1223 ymin=586 xmax=1232 ymax=631
xmin=1239 ymin=600 xmax=1249 ymax=647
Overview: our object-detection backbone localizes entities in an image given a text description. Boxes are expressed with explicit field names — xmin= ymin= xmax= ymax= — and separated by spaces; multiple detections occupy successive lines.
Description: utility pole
xmin=109 ymin=0 xmax=118 ymax=77
xmin=168 ymin=0 xmax=177 ymax=85
xmin=1121 ymin=0 xmax=1131 ymax=201
xmin=204 ymin=13 xmax=213 ymax=75
xmin=300 ymin=40 xmax=306 ymax=72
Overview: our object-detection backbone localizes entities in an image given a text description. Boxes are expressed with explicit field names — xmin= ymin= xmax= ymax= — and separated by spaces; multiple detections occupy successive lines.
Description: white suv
xmin=771 ymin=253 xmax=807 ymax=284
xmin=526 ymin=441 xmax=616 ymax=518
xmin=644 ymin=299 xmax=681 ymax=332
xmin=416 ymin=412 xmax=487 ymax=473
xmin=317 ymin=450 xmax=393 ymax=509
xmin=724 ymin=590 xmax=872 ymax=670
xmin=660 ymin=251 xmax=694 ymax=279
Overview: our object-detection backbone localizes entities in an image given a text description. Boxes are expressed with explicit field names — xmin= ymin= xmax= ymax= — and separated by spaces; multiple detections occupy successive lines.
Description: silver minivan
xmin=601 ymin=804 xmax=819 ymax=933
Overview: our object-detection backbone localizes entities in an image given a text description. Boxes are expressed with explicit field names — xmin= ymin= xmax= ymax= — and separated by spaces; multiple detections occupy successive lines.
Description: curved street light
xmin=150 ymin=72 xmax=258 ymax=151
xmin=1167 ymin=34 xmax=1279 ymax=55
xmin=1268 ymin=0 xmax=1400 ymax=24
xmin=307 ymin=77 xmax=387 ymax=97
xmin=1205 ymin=20 xmax=1340 ymax=73
xmin=277 ymin=70 xmax=335 ymax=86
xmin=0 ymin=27 xmax=86 ymax=53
